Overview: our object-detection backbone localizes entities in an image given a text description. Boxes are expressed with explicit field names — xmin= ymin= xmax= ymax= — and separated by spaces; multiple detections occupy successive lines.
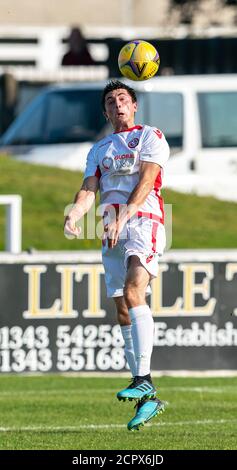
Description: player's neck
xmin=113 ymin=120 xmax=135 ymax=133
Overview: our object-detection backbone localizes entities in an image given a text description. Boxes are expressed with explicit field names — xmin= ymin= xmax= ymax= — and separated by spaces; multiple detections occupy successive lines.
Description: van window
xmin=136 ymin=92 xmax=183 ymax=149
xmin=6 ymin=95 xmax=45 ymax=145
xmin=45 ymin=90 xmax=106 ymax=143
xmin=3 ymin=89 xmax=106 ymax=145
xmin=198 ymin=92 xmax=237 ymax=147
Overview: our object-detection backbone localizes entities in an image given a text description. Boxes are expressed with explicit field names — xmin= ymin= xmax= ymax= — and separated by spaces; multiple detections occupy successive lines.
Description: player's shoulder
xmin=143 ymin=124 xmax=165 ymax=139
xmin=90 ymin=133 xmax=114 ymax=153
xmin=141 ymin=125 xmax=167 ymax=145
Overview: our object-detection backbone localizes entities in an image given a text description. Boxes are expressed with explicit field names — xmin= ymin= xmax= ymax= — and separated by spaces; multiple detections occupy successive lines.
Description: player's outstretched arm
xmin=64 ymin=176 xmax=99 ymax=239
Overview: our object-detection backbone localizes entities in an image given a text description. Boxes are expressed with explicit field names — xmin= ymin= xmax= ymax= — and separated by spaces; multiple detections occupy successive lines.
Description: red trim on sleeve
xmin=154 ymin=171 xmax=162 ymax=191
xmin=158 ymin=195 xmax=165 ymax=225
xmin=153 ymin=169 xmax=164 ymax=224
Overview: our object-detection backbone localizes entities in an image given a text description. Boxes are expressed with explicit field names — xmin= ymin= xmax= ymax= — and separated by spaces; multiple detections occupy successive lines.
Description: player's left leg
xmin=114 ymin=296 xmax=137 ymax=378
xmin=117 ymin=256 xmax=156 ymax=402
xmin=127 ymin=397 xmax=166 ymax=431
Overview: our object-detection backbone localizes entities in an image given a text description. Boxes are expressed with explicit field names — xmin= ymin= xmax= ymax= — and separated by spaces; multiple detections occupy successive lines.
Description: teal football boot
xmin=127 ymin=397 xmax=165 ymax=431
xmin=117 ymin=376 xmax=156 ymax=402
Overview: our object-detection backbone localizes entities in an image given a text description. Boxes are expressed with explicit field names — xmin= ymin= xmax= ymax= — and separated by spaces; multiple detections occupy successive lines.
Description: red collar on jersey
xmin=113 ymin=125 xmax=143 ymax=134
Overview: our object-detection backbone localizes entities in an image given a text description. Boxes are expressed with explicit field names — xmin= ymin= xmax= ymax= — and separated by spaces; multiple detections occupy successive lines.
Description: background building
xmin=0 ymin=0 xmax=236 ymax=29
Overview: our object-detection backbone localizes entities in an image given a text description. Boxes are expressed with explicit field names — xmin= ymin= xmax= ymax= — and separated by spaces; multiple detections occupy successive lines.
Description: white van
xmin=1 ymin=75 xmax=237 ymax=201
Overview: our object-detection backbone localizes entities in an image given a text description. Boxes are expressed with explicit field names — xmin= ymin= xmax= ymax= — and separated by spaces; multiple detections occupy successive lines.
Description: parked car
xmin=1 ymin=75 xmax=237 ymax=201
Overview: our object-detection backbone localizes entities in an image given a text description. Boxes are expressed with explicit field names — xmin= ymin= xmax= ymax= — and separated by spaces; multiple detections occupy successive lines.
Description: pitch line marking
xmin=0 ymin=418 xmax=237 ymax=432
xmin=0 ymin=386 xmax=236 ymax=396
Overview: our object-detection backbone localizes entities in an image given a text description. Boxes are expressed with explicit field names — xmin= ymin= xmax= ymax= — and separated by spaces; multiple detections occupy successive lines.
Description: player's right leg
xmin=117 ymin=376 xmax=157 ymax=402
xmin=114 ymin=296 xmax=137 ymax=378
xmin=102 ymin=238 xmax=156 ymax=402
xmin=102 ymin=240 xmax=137 ymax=378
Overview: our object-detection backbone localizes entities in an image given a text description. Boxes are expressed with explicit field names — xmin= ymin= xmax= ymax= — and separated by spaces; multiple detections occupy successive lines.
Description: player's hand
xmin=64 ymin=214 xmax=81 ymax=239
xmin=104 ymin=220 xmax=121 ymax=248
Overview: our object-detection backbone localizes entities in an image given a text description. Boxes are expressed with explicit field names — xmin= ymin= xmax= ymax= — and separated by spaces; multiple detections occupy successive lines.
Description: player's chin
xmin=114 ymin=115 xmax=127 ymax=125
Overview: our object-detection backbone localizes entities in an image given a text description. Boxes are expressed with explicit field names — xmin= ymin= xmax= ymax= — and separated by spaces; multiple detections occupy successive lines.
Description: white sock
xmin=120 ymin=325 xmax=137 ymax=377
xmin=129 ymin=305 xmax=154 ymax=377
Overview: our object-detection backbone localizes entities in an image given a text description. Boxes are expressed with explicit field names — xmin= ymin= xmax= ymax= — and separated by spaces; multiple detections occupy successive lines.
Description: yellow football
xmin=118 ymin=40 xmax=160 ymax=81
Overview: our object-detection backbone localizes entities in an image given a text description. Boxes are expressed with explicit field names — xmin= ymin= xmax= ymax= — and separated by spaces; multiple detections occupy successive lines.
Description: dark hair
xmin=101 ymin=80 xmax=137 ymax=111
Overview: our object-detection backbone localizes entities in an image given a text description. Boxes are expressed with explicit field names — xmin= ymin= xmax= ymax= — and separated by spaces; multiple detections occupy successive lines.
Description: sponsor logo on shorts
xmin=128 ymin=137 xmax=139 ymax=148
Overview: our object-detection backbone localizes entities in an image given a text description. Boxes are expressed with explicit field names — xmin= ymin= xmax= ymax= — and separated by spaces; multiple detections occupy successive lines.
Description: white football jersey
xmin=84 ymin=124 xmax=170 ymax=222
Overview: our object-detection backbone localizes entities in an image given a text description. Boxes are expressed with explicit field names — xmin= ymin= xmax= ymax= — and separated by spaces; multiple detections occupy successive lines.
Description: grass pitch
xmin=0 ymin=375 xmax=236 ymax=450
xmin=0 ymin=154 xmax=237 ymax=250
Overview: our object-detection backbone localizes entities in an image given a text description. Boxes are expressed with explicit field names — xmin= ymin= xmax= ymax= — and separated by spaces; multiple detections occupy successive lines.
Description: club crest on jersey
xmin=128 ymin=137 xmax=139 ymax=148
xmin=102 ymin=156 xmax=113 ymax=170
